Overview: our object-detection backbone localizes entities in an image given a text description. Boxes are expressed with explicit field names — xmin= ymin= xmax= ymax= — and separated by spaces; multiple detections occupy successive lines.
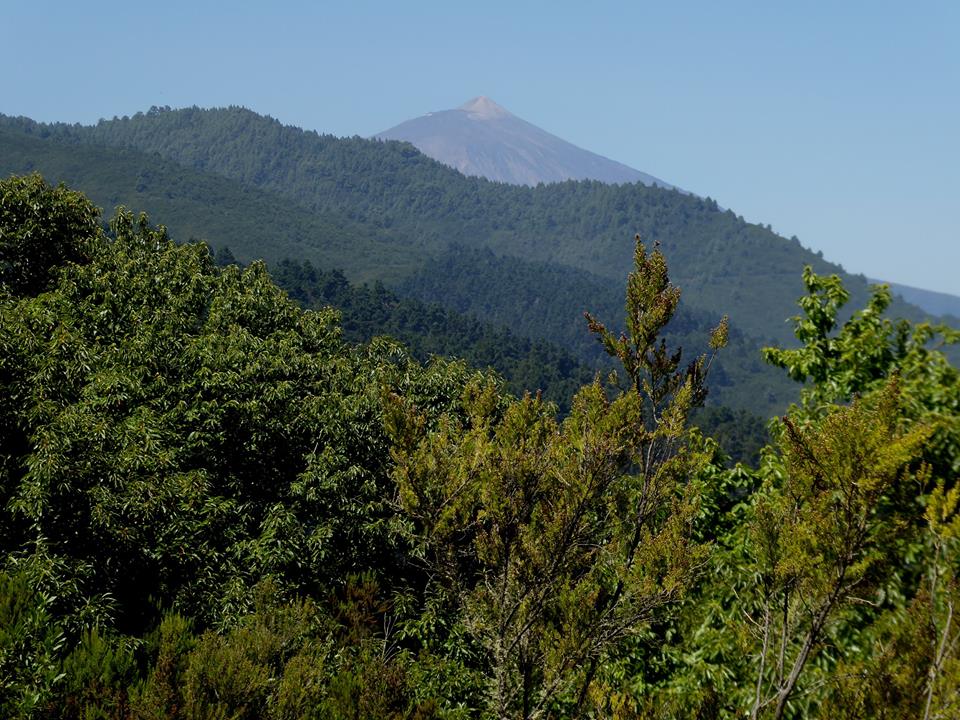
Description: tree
xmin=0 ymin=173 xmax=100 ymax=297
xmin=744 ymin=381 xmax=929 ymax=719
xmin=715 ymin=268 xmax=954 ymax=718
xmin=0 ymin=186 xmax=480 ymax=638
xmin=635 ymin=268 xmax=953 ymax=719
xmin=388 ymin=236 xmax=727 ymax=718
xmin=762 ymin=266 xmax=959 ymax=477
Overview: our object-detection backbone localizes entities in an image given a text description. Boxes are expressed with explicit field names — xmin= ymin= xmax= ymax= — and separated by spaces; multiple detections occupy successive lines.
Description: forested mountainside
xmin=265 ymin=256 xmax=769 ymax=463
xmin=0 ymin=107 xmax=943 ymax=348
xmin=395 ymin=245 xmax=797 ymax=414
xmin=263 ymin=256 xmax=596 ymax=414
xmin=0 ymin=116 xmax=802 ymax=418
xmin=3 ymin=175 xmax=959 ymax=718
xmin=0 ymin=123 xmax=414 ymax=281
xmin=0 ymin=117 xmax=776 ymax=434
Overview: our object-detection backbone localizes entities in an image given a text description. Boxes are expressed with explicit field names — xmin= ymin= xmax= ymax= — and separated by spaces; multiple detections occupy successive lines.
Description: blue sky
xmin=5 ymin=0 xmax=958 ymax=294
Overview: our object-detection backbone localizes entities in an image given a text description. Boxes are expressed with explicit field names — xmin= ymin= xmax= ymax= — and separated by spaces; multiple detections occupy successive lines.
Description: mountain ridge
xmin=869 ymin=278 xmax=960 ymax=319
xmin=5 ymin=106 xmax=943 ymax=339
xmin=2 ymin=106 xmax=954 ymax=413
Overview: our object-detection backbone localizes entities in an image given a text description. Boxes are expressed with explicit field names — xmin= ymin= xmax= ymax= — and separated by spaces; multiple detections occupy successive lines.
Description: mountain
xmin=870 ymin=279 xmax=960 ymax=320
xmin=1 ymin=106 xmax=954 ymax=417
xmin=4 ymin=106 xmax=848 ymax=343
xmin=376 ymin=96 xmax=675 ymax=188
xmin=0 ymin=116 xmax=797 ymax=417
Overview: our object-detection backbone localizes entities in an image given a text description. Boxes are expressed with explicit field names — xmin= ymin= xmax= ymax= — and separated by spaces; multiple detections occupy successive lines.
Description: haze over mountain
xmin=870 ymin=279 xmax=960 ymax=320
xmin=377 ymin=96 xmax=676 ymax=188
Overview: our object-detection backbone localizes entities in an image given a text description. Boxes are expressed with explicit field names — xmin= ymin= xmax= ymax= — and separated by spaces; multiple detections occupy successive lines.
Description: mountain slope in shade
xmin=376 ymin=96 xmax=675 ymax=188
xmin=870 ymin=278 xmax=960 ymax=319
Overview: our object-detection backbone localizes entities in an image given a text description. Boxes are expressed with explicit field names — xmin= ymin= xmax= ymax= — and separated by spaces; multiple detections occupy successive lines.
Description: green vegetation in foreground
xmin=265 ymin=253 xmax=771 ymax=457
xmin=2 ymin=175 xmax=959 ymax=718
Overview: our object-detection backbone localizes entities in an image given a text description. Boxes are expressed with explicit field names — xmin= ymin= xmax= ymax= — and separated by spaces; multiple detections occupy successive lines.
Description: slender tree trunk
xmin=573 ymin=656 xmax=600 ymax=717
xmin=751 ymin=601 xmax=772 ymax=720
xmin=777 ymin=588 xmax=789 ymax=686
xmin=924 ymin=541 xmax=953 ymax=720
xmin=771 ymin=602 xmax=833 ymax=720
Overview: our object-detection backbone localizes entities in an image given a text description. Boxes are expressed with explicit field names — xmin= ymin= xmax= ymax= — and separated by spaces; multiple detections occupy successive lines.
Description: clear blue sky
xmin=5 ymin=0 xmax=958 ymax=294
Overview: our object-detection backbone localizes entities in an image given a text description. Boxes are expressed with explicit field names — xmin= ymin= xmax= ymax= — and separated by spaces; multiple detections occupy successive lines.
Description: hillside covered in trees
xmin=263 ymin=255 xmax=769 ymax=464
xmin=2 ymin=175 xmax=959 ymax=718
xmin=2 ymin=108 xmax=954 ymax=419
xmin=0 ymin=107 xmax=925 ymax=336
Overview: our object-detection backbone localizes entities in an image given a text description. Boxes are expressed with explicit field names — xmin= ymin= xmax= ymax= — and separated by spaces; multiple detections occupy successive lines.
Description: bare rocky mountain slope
xmin=377 ymin=96 xmax=675 ymax=188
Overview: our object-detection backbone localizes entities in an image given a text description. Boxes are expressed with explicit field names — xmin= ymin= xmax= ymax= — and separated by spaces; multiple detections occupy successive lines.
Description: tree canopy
xmin=0 ymin=176 xmax=957 ymax=718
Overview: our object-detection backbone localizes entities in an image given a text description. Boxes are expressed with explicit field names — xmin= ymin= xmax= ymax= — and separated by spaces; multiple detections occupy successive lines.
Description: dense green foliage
xmin=266 ymin=255 xmax=771 ymax=454
xmin=0 ymin=123 xmax=406 ymax=282
xmin=763 ymin=266 xmax=960 ymax=477
xmin=397 ymin=245 xmax=798 ymax=417
xmin=386 ymin=237 xmax=727 ymax=717
xmin=0 ymin=177 xmax=483 ymax=715
xmin=631 ymin=269 xmax=960 ymax=719
xmin=266 ymin=256 xmax=596 ymax=415
xmin=2 ymin=177 xmax=957 ymax=718
xmin=0 ymin=175 xmax=100 ymax=296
